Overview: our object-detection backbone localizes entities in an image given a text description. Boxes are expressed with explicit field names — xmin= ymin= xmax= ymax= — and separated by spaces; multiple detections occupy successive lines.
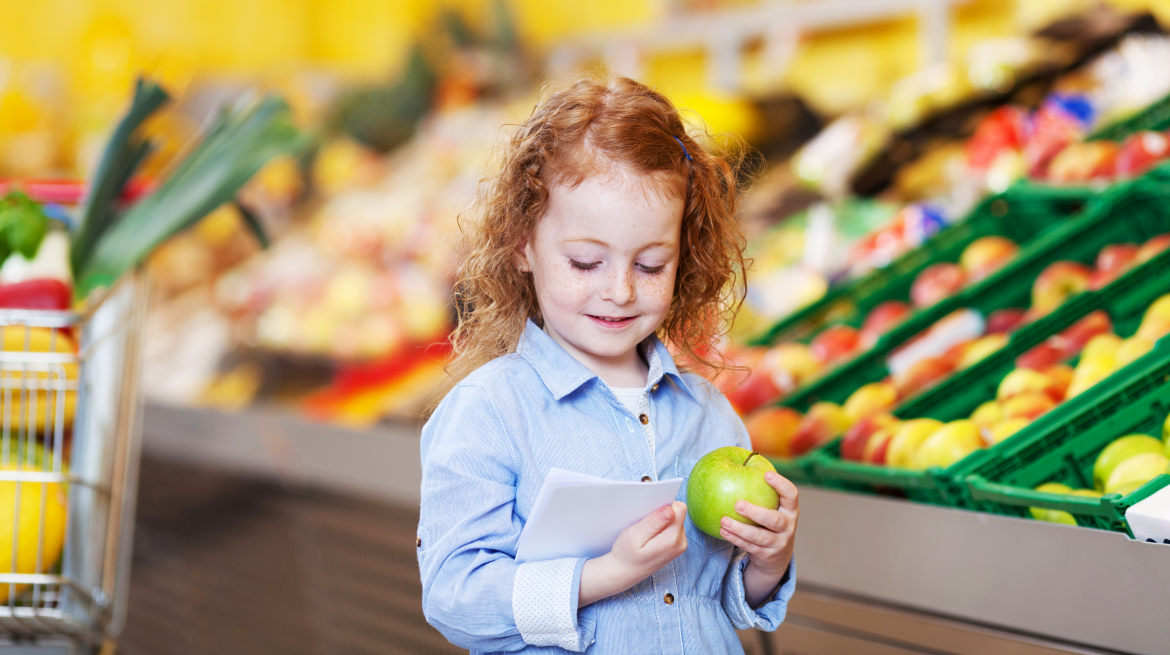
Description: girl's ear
xmin=515 ymin=235 xmax=533 ymax=273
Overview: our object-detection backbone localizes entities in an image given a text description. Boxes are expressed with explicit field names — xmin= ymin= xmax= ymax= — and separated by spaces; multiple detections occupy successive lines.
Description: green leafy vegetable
xmin=0 ymin=191 xmax=50 ymax=262
xmin=75 ymin=87 xmax=308 ymax=296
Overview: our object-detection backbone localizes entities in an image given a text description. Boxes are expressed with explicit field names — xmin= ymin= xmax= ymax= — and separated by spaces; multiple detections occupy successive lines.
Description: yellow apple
xmin=1137 ymin=293 xmax=1170 ymax=341
xmin=987 ymin=418 xmax=1031 ymax=444
xmin=1080 ymin=333 xmax=1122 ymax=365
xmin=1104 ymin=452 xmax=1169 ymax=495
xmin=996 ymin=368 xmax=1056 ymax=402
xmin=1093 ymin=434 xmax=1164 ymax=490
xmin=1029 ymin=482 xmax=1073 ymax=522
xmin=1116 ymin=336 xmax=1154 ymax=369
xmin=885 ymin=418 xmax=944 ymax=469
xmin=842 ymin=381 xmax=898 ymax=424
xmin=958 ymin=333 xmax=1009 ymax=369
xmin=1065 ymin=358 xmax=1118 ymax=399
xmin=969 ymin=400 xmax=1003 ymax=428
xmin=911 ymin=420 xmax=984 ymax=470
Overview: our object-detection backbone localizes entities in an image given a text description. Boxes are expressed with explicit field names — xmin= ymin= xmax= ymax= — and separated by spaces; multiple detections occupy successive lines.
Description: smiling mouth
xmin=588 ymin=314 xmax=637 ymax=328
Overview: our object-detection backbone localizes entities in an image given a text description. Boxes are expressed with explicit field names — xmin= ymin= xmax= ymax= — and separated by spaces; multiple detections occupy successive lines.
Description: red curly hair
xmin=444 ymin=75 xmax=748 ymax=389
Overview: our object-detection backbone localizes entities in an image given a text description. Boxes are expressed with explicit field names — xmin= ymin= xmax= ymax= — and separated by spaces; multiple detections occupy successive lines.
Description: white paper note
xmin=515 ymin=468 xmax=683 ymax=564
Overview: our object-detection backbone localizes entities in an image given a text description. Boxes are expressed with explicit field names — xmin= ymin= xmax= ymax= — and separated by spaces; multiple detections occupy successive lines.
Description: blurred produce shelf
xmin=142 ymin=403 xmax=1166 ymax=655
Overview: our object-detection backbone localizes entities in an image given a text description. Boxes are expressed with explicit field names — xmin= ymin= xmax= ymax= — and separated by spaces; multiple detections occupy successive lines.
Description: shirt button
xmin=664 ymin=593 xmax=675 ymax=605
xmin=651 ymin=384 xmax=659 ymax=392
xmin=639 ymin=414 xmax=649 ymax=425
xmin=641 ymin=475 xmax=652 ymax=482
xmin=416 ymin=537 xmax=422 ymax=548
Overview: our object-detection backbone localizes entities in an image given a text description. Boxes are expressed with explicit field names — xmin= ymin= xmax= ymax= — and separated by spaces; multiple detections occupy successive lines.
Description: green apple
xmin=1104 ymin=452 xmax=1169 ymax=495
xmin=1093 ymin=435 xmax=1163 ymax=490
xmin=687 ymin=447 xmax=781 ymax=539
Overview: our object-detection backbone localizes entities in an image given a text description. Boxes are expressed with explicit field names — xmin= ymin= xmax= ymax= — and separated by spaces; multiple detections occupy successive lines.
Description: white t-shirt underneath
xmin=609 ymin=386 xmax=644 ymax=415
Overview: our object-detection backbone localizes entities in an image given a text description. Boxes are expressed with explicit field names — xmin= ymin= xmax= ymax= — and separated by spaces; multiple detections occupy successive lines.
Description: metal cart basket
xmin=0 ymin=274 xmax=149 ymax=654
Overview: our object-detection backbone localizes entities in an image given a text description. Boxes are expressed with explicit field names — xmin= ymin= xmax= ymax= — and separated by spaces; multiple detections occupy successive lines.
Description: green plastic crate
xmin=1088 ymin=92 xmax=1170 ymax=143
xmin=748 ymin=182 xmax=1096 ymax=348
xmin=809 ymin=177 xmax=1170 ymax=506
xmin=781 ymin=175 xmax=1147 ymax=415
xmin=963 ymin=337 xmax=1170 ymax=536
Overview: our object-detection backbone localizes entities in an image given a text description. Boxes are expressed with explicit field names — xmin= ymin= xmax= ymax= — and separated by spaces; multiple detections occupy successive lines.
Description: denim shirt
xmin=418 ymin=320 xmax=795 ymax=654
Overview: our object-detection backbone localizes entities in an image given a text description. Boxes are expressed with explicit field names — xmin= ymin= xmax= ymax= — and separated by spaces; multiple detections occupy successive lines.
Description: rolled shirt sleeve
xmin=418 ymin=383 xmax=596 ymax=652
xmin=720 ymin=549 xmax=796 ymax=632
xmin=513 ymin=557 xmax=592 ymax=650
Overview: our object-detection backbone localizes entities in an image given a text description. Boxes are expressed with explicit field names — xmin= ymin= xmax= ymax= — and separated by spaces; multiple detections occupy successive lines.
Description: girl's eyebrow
xmin=564 ymin=237 xmax=677 ymax=249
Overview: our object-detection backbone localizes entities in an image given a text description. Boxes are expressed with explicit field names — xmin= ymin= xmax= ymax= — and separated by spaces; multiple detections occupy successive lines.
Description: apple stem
xmin=743 ymin=451 xmax=760 ymax=466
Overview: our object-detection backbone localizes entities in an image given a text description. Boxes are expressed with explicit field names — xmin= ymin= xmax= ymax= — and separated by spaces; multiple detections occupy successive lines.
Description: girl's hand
xmin=719 ymin=471 xmax=798 ymax=607
xmin=579 ymin=501 xmax=688 ymax=607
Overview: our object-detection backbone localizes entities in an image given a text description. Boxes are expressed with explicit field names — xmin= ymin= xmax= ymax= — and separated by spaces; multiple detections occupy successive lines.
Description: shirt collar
xmin=516 ymin=319 xmax=697 ymax=401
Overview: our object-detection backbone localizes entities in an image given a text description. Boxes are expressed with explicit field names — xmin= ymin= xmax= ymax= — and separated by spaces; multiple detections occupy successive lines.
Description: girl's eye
xmin=637 ymin=263 xmax=666 ymax=275
xmin=569 ymin=259 xmax=601 ymax=271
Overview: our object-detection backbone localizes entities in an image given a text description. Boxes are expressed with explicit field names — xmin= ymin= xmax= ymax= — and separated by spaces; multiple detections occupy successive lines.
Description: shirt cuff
xmin=512 ymin=557 xmax=595 ymax=651
xmin=721 ymin=549 xmax=796 ymax=632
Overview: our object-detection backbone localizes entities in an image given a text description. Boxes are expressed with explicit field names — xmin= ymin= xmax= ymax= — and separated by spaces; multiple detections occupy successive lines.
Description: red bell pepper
xmin=0 ymin=279 xmax=72 ymax=311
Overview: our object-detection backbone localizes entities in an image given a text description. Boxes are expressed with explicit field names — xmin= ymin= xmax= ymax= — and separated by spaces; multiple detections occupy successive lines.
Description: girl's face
xmin=519 ymin=171 xmax=684 ymax=382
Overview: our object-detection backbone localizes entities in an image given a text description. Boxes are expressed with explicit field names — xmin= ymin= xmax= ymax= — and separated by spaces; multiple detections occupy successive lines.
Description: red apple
xmin=911 ymin=263 xmax=968 ymax=307
xmin=959 ymin=236 xmax=1018 ymax=281
xmin=986 ymin=307 xmax=1028 ymax=334
xmin=1045 ymin=364 xmax=1074 ymax=401
xmin=841 ymin=412 xmax=898 ymax=461
xmin=722 ymin=349 xmax=780 ymax=416
xmin=745 ymin=406 xmax=803 ymax=458
xmin=863 ymin=422 xmax=902 ymax=465
xmin=1090 ymin=243 xmax=1139 ymax=290
xmin=893 ymin=356 xmax=954 ymax=399
xmin=810 ymin=325 xmax=861 ymax=367
xmin=1031 ymin=261 xmax=1093 ymax=316
xmin=966 ymin=106 xmax=1028 ymax=170
xmin=1015 ymin=341 xmax=1065 ymax=371
xmin=1047 ymin=141 xmax=1119 ymax=183
xmin=1137 ymin=234 xmax=1170 ymax=264
xmin=1054 ymin=310 xmax=1113 ymax=360
xmin=860 ymin=301 xmax=912 ymax=348
xmin=1115 ymin=131 xmax=1170 ymax=178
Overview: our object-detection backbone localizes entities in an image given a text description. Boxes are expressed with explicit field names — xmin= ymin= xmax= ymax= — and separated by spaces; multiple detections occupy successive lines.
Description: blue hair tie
xmin=674 ymin=136 xmax=693 ymax=162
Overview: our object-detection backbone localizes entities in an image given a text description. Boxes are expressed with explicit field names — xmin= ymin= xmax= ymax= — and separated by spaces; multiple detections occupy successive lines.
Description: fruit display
xmin=742 ymin=230 xmax=1169 ymax=460
xmin=725 ymin=234 xmax=1024 ymax=417
xmin=837 ymin=290 xmax=1170 ymax=473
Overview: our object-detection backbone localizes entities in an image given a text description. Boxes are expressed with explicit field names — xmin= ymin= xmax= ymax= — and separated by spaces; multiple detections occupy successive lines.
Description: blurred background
xmin=3 ymin=0 xmax=1170 ymax=653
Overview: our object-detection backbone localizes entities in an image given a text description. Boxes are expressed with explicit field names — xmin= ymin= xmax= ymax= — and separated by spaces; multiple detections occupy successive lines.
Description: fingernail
xmin=766 ymin=472 xmax=775 ymax=481
xmin=720 ymin=529 xmax=728 ymax=537
xmin=735 ymin=501 xmax=746 ymax=512
xmin=659 ymin=506 xmax=672 ymax=519
xmin=721 ymin=517 xmax=731 ymax=527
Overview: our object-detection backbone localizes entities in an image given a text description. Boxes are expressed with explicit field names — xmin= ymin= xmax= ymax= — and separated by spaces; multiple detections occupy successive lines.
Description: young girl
xmin=418 ymin=76 xmax=798 ymax=654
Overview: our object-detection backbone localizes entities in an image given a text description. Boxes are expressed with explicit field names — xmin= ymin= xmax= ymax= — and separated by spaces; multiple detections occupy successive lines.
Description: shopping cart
xmin=0 ymin=274 xmax=149 ymax=654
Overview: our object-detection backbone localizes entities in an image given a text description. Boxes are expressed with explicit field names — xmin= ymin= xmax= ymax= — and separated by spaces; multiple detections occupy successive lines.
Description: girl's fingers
xmin=720 ymin=526 xmax=754 ymax=552
xmin=765 ymin=472 xmax=799 ymax=513
xmin=735 ymin=502 xmax=788 ymax=533
xmin=720 ymin=515 xmax=776 ymax=548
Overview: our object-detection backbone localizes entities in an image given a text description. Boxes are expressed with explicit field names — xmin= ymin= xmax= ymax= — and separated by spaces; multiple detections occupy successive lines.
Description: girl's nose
xmin=603 ymin=267 xmax=636 ymax=304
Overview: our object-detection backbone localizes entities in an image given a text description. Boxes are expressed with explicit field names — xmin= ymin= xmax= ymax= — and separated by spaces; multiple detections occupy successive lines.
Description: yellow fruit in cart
xmin=1115 ymin=336 xmax=1154 ymax=369
xmin=1163 ymin=413 xmax=1170 ymax=444
xmin=1136 ymin=294 xmax=1170 ymax=341
xmin=0 ymin=328 xmax=78 ymax=435
xmin=0 ymin=468 xmax=67 ymax=601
